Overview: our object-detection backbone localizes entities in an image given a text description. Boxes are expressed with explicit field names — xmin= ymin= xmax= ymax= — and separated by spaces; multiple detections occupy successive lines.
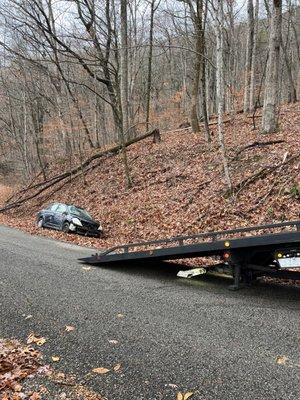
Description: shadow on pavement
xmin=95 ymin=260 xmax=300 ymax=303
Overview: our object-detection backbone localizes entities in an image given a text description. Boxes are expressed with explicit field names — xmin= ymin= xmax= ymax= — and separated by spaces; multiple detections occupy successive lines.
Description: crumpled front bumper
xmin=70 ymin=223 xmax=102 ymax=237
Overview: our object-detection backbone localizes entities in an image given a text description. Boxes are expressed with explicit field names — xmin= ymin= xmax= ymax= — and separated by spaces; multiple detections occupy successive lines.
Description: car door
xmin=44 ymin=203 xmax=59 ymax=226
xmin=52 ymin=203 xmax=68 ymax=229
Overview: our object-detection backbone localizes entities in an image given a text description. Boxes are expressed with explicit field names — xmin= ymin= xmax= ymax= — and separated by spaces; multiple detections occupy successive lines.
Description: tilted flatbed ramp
xmin=80 ymin=220 xmax=300 ymax=289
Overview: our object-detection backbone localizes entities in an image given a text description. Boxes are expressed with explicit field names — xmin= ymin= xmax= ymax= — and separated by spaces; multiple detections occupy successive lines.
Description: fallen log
xmin=164 ymin=118 xmax=232 ymax=135
xmin=231 ymin=140 xmax=285 ymax=161
xmin=231 ymin=151 xmax=300 ymax=196
xmin=0 ymin=129 xmax=159 ymax=213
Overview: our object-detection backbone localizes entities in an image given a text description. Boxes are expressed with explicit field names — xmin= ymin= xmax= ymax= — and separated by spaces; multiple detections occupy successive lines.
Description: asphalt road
xmin=0 ymin=225 xmax=299 ymax=400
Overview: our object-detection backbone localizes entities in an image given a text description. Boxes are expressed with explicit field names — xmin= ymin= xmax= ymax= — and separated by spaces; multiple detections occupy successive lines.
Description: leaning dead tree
xmin=0 ymin=128 xmax=161 ymax=213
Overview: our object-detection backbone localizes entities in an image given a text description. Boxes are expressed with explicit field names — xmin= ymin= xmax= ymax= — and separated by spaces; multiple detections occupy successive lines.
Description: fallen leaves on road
xmin=113 ymin=363 xmax=121 ymax=372
xmin=166 ymin=383 xmax=178 ymax=388
xmin=0 ymin=338 xmax=47 ymax=398
xmin=29 ymin=393 xmax=41 ymax=400
xmin=72 ymin=384 xmax=104 ymax=400
xmin=82 ymin=266 xmax=91 ymax=271
xmin=177 ymin=392 xmax=194 ymax=400
xmin=92 ymin=367 xmax=110 ymax=375
xmin=117 ymin=313 xmax=124 ymax=318
xmin=51 ymin=356 xmax=60 ymax=362
xmin=27 ymin=333 xmax=46 ymax=346
xmin=1 ymin=338 xmax=106 ymax=399
xmin=108 ymin=339 xmax=118 ymax=345
xmin=49 ymin=370 xmax=76 ymax=386
xmin=65 ymin=325 xmax=75 ymax=332
xmin=276 ymin=355 xmax=288 ymax=365
xmin=92 ymin=364 xmax=121 ymax=375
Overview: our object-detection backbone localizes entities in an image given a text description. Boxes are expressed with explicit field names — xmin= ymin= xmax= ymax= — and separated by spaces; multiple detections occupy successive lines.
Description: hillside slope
xmin=0 ymin=103 xmax=300 ymax=249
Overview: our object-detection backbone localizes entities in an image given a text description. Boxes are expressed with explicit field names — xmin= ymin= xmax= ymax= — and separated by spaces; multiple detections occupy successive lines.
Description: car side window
xmin=56 ymin=204 xmax=67 ymax=214
xmin=50 ymin=203 xmax=59 ymax=212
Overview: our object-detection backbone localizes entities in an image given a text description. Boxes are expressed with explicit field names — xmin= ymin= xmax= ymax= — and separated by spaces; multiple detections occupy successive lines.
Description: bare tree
xmin=145 ymin=0 xmax=159 ymax=131
xmin=281 ymin=0 xmax=297 ymax=103
xmin=214 ymin=0 xmax=231 ymax=189
xmin=261 ymin=0 xmax=282 ymax=134
xmin=249 ymin=0 xmax=259 ymax=112
xmin=243 ymin=0 xmax=255 ymax=113
xmin=120 ymin=0 xmax=133 ymax=188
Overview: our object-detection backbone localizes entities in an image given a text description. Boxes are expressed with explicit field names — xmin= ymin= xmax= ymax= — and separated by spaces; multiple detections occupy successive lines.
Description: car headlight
xmin=72 ymin=218 xmax=82 ymax=226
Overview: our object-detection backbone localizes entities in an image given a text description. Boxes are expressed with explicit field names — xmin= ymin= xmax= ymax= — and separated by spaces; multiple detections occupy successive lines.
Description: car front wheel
xmin=62 ymin=221 xmax=70 ymax=233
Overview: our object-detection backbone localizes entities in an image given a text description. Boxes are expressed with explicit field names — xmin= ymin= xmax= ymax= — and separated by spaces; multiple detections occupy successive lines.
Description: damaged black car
xmin=37 ymin=203 xmax=103 ymax=237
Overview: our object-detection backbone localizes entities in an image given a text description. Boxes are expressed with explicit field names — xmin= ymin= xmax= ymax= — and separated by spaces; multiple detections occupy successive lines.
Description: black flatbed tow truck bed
xmin=80 ymin=220 xmax=300 ymax=289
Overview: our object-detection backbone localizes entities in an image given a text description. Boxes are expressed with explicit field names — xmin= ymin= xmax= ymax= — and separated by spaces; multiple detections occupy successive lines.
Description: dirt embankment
xmin=0 ymin=103 xmax=300 ymax=250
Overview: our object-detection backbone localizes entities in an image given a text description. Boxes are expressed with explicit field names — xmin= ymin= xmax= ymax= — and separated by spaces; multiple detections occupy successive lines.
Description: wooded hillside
xmin=0 ymin=1 xmax=299 ymax=246
xmin=0 ymin=1 xmax=299 ymax=184
xmin=0 ymin=102 xmax=299 ymax=248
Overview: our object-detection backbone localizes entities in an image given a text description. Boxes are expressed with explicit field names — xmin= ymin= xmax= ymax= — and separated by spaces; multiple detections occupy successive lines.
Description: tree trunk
xmin=282 ymin=41 xmax=297 ymax=103
xmin=243 ymin=0 xmax=254 ymax=113
xmin=201 ymin=53 xmax=211 ymax=142
xmin=120 ymin=0 xmax=132 ymax=188
xmin=261 ymin=0 xmax=282 ymax=134
xmin=145 ymin=0 xmax=156 ymax=132
xmin=281 ymin=13 xmax=297 ymax=104
xmin=120 ymin=0 xmax=129 ymax=136
xmin=215 ymin=0 xmax=232 ymax=189
xmin=199 ymin=0 xmax=210 ymax=142
xmin=190 ymin=36 xmax=201 ymax=133
xmin=249 ymin=0 xmax=259 ymax=112
xmin=189 ymin=0 xmax=209 ymax=139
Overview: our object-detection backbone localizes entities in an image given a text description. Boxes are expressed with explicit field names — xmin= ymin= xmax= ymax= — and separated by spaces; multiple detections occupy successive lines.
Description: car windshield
xmin=68 ymin=206 xmax=93 ymax=220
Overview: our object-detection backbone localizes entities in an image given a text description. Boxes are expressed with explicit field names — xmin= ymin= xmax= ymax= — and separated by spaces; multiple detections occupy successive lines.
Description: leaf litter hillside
xmin=0 ymin=103 xmax=300 ymax=250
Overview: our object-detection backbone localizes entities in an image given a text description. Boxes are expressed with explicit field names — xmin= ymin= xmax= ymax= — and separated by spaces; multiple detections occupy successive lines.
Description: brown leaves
xmin=276 ymin=355 xmax=288 ymax=365
xmin=92 ymin=364 xmax=122 ymax=375
xmin=27 ymin=333 xmax=46 ymax=346
xmin=65 ymin=325 xmax=75 ymax=332
xmin=29 ymin=393 xmax=41 ymax=400
xmin=0 ymin=337 xmax=109 ymax=400
xmin=176 ymin=392 xmax=194 ymax=400
xmin=92 ymin=367 xmax=110 ymax=375
xmin=0 ymin=360 xmax=14 ymax=374
xmin=113 ymin=364 xmax=121 ymax=372
xmin=0 ymin=338 xmax=42 ymax=395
